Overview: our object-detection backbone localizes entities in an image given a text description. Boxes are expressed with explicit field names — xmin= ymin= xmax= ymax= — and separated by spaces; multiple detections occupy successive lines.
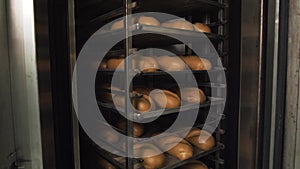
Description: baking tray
xmin=158 ymin=143 xmax=224 ymax=169
xmin=135 ymin=0 xmax=226 ymax=15
xmin=95 ymin=24 xmax=224 ymax=48
xmin=97 ymin=67 xmax=226 ymax=76
xmin=77 ymin=0 xmax=226 ymax=26
xmin=87 ymin=133 xmax=224 ymax=169
xmin=98 ymin=97 xmax=225 ymax=121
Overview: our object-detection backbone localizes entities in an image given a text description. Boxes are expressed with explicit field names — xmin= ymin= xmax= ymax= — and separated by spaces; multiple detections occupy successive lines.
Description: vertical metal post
xmin=215 ymin=0 xmax=225 ymax=169
xmin=67 ymin=0 xmax=81 ymax=169
xmin=123 ymin=0 xmax=134 ymax=168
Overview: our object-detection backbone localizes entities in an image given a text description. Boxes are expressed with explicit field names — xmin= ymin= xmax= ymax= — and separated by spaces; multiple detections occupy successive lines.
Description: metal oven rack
xmin=75 ymin=0 xmax=229 ymax=168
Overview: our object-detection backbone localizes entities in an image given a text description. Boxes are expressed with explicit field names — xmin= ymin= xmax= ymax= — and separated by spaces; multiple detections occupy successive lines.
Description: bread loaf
xmin=138 ymin=16 xmax=160 ymax=26
xmin=179 ymin=161 xmax=208 ymax=169
xmin=132 ymin=97 xmax=152 ymax=112
xmin=134 ymin=143 xmax=165 ymax=169
xmin=184 ymin=128 xmax=215 ymax=151
xmin=107 ymin=58 xmax=125 ymax=70
xmin=99 ymin=126 xmax=119 ymax=144
xmin=137 ymin=56 xmax=158 ymax=72
xmin=157 ymin=56 xmax=186 ymax=71
xmin=110 ymin=18 xmax=136 ymax=30
xmin=133 ymin=88 xmax=156 ymax=109
xmin=117 ymin=120 xmax=144 ymax=137
xmin=151 ymin=89 xmax=181 ymax=109
xmin=112 ymin=95 xmax=151 ymax=113
xmin=175 ymin=87 xmax=207 ymax=104
xmin=99 ymin=59 xmax=108 ymax=69
xmin=153 ymin=133 xmax=193 ymax=161
xmin=162 ymin=20 xmax=195 ymax=31
xmin=194 ymin=22 xmax=211 ymax=33
xmin=180 ymin=56 xmax=212 ymax=70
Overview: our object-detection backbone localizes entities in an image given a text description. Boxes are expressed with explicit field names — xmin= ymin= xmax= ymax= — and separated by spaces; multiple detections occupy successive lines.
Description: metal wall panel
xmin=0 ymin=0 xmax=16 ymax=168
xmin=283 ymin=0 xmax=300 ymax=168
xmin=239 ymin=0 xmax=264 ymax=168
xmin=33 ymin=0 xmax=57 ymax=168
xmin=6 ymin=0 xmax=43 ymax=168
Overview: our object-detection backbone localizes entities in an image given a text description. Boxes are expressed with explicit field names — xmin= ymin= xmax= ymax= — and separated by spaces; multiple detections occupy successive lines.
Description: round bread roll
xmin=138 ymin=16 xmax=160 ymax=26
xmin=179 ymin=161 xmax=208 ymax=169
xmin=180 ymin=56 xmax=212 ymax=70
xmin=178 ymin=88 xmax=207 ymax=103
xmin=117 ymin=120 xmax=144 ymax=137
xmin=162 ymin=20 xmax=195 ymax=31
xmin=194 ymin=22 xmax=211 ymax=33
xmin=151 ymin=89 xmax=181 ymax=109
xmin=98 ymin=157 xmax=116 ymax=169
xmin=153 ymin=133 xmax=193 ymax=161
xmin=184 ymin=128 xmax=215 ymax=151
xmin=137 ymin=56 xmax=159 ymax=72
xmin=157 ymin=56 xmax=186 ymax=71
xmin=134 ymin=143 xmax=165 ymax=169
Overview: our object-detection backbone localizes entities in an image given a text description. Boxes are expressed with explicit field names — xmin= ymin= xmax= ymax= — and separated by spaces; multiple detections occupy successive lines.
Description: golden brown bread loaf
xmin=134 ymin=143 xmax=166 ymax=169
xmin=137 ymin=56 xmax=159 ymax=72
xmin=107 ymin=56 xmax=157 ymax=71
xmin=153 ymin=133 xmax=193 ymax=161
xmin=175 ymin=87 xmax=207 ymax=104
xmin=107 ymin=58 xmax=125 ymax=70
xmin=151 ymin=89 xmax=181 ymax=109
xmin=138 ymin=16 xmax=160 ymax=26
xmin=110 ymin=16 xmax=159 ymax=30
xmin=179 ymin=160 xmax=208 ymax=169
xmin=97 ymin=157 xmax=116 ymax=169
xmin=133 ymin=88 xmax=180 ymax=109
xmin=184 ymin=128 xmax=215 ymax=151
xmin=157 ymin=56 xmax=186 ymax=71
xmin=133 ymin=88 xmax=156 ymax=109
xmin=162 ymin=20 xmax=195 ymax=31
xmin=117 ymin=120 xmax=144 ymax=137
xmin=111 ymin=19 xmax=124 ymax=30
xmin=110 ymin=18 xmax=136 ymax=30
xmin=112 ymin=95 xmax=151 ymax=113
xmin=180 ymin=56 xmax=212 ymax=70
xmin=99 ymin=125 xmax=119 ymax=144
xmin=99 ymin=59 xmax=108 ymax=69
xmin=132 ymin=97 xmax=152 ymax=112
xmin=194 ymin=22 xmax=212 ymax=33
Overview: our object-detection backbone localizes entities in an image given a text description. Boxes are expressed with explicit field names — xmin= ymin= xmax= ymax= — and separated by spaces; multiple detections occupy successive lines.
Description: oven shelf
xmin=85 ymin=133 xmax=224 ymax=169
xmin=98 ymin=97 xmax=225 ymax=121
xmin=97 ymin=67 xmax=226 ymax=76
xmin=81 ymin=133 xmax=127 ymax=169
xmin=135 ymin=0 xmax=226 ymax=15
xmin=77 ymin=0 xmax=226 ymax=26
xmin=96 ymin=24 xmax=224 ymax=48
xmin=158 ymin=143 xmax=224 ymax=169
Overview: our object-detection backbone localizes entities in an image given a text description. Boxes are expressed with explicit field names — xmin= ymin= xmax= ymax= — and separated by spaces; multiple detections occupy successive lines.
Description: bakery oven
xmin=30 ymin=0 xmax=286 ymax=169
